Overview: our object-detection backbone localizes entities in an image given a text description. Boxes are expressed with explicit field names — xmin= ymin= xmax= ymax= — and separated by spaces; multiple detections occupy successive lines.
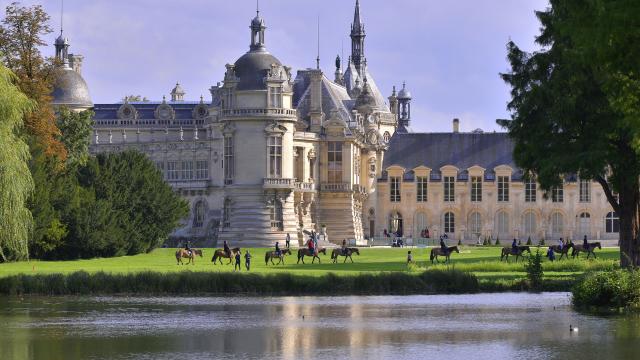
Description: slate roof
xmin=294 ymin=71 xmax=355 ymax=125
xmin=93 ymin=102 xmax=204 ymax=126
xmin=382 ymin=132 xmax=523 ymax=181
xmin=343 ymin=62 xmax=389 ymax=112
xmin=233 ymin=49 xmax=282 ymax=91
xmin=52 ymin=68 xmax=93 ymax=108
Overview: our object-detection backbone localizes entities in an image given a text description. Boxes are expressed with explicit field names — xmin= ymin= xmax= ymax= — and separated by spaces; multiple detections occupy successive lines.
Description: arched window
xmin=223 ymin=198 xmax=231 ymax=228
xmin=551 ymin=212 xmax=564 ymax=235
xmin=523 ymin=212 xmax=537 ymax=237
xmin=469 ymin=212 xmax=482 ymax=237
xmin=495 ymin=211 xmax=510 ymax=236
xmin=193 ymin=201 xmax=205 ymax=228
xmin=444 ymin=212 xmax=455 ymax=234
xmin=383 ymin=131 xmax=391 ymax=143
xmin=270 ymin=199 xmax=283 ymax=231
xmin=389 ymin=212 xmax=403 ymax=236
xmin=414 ymin=212 xmax=428 ymax=239
xmin=606 ymin=212 xmax=620 ymax=233
xmin=578 ymin=212 xmax=591 ymax=238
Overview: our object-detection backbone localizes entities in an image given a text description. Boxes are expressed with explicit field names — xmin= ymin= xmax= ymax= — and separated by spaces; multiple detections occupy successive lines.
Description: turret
xmin=396 ymin=82 xmax=412 ymax=133
xmin=350 ymin=0 xmax=366 ymax=74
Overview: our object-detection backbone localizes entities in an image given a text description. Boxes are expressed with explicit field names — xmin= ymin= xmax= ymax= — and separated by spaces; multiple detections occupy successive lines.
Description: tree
xmin=0 ymin=2 xmax=66 ymax=161
xmin=0 ymin=64 xmax=35 ymax=261
xmin=499 ymin=0 xmax=640 ymax=267
xmin=57 ymin=107 xmax=94 ymax=167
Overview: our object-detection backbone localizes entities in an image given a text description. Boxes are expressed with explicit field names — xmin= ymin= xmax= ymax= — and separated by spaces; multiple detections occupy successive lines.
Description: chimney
xmin=309 ymin=69 xmax=324 ymax=132
xmin=453 ymin=118 xmax=460 ymax=133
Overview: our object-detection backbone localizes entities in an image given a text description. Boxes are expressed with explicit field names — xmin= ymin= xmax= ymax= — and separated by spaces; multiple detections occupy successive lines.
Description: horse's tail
xmin=430 ymin=249 xmax=435 ymax=262
xmin=265 ymin=251 xmax=270 ymax=265
xmin=212 ymin=252 xmax=217 ymax=263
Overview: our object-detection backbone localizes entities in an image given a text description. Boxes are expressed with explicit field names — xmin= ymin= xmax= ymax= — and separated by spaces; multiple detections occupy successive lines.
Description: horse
xmin=175 ymin=248 xmax=203 ymax=265
xmin=430 ymin=246 xmax=460 ymax=264
xmin=550 ymin=242 xmax=574 ymax=260
xmin=297 ymin=247 xmax=327 ymax=264
xmin=571 ymin=242 xmax=602 ymax=259
xmin=500 ymin=246 xmax=531 ymax=263
xmin=265 ymin=248 xmax=292 ymax=265
xmin=331 ymin=247 xmax=360 ymax=263
xmin=211 ymin=247 xmax=241 ymax=265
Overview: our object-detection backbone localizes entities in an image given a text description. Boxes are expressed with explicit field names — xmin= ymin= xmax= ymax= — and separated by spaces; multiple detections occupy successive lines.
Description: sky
xmin=1 ymin=0 xmax=549 ymax=132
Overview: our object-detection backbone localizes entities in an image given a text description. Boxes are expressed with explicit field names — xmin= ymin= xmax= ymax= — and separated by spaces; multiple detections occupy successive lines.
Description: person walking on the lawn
xmin=285 ymin=233 xmax=291 ymax=249
xmin=244 ymin=250 xmax=251 ymax=271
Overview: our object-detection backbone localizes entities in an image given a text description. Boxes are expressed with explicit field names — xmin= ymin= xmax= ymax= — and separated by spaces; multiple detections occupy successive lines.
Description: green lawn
xmin=0 ymin=246 xmax=620 ymax=283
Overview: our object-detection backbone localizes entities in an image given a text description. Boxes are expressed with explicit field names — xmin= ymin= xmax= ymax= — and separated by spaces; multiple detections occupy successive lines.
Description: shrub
xmin=457 ymin=239 xmax=462 ymax=246
xmin=572 ymin=269 xmax=640 ymax=310
xmin=539 ymin=238 xmax=546 ymax=246
xmin=525 ymin=247 xmax=544 ymax=291
xmin=526 ymin=237 xmax=532 ymax=245
xmin=495 ymin=237 xmax=501 ymax=246
xmin=483 ymin=237 xmax=488 ymax=246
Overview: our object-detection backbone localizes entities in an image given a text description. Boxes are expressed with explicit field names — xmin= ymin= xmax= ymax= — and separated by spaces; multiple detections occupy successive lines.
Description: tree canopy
xmin=0 ymin=64 xmax=35 ymax=261
xmin=500 ymin=0 xmax=640 ymax=267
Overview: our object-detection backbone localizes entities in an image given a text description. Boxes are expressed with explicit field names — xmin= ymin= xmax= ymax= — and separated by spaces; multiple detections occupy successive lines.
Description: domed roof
xmin=52 ymin=67 xmax=92 ymax=108
xmin=397 ymin=83 xmax=412 ymax=100
xmin=251 ymin=14 xmax=265 ymax=28
xmin=233 ymin=50 xmax=282 ymax=91
xmin=171 ymin=82 xmax=185 ymax=95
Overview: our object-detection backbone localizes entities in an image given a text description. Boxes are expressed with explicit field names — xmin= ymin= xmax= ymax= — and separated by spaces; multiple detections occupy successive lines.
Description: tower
xmin=396 ymin=82 xmax=412 ymax=133
xmin=170 ymin=82 xmax=185 ymax=102
xmin=350 ymin=0 xmax=366 ymax=74
xmin=250 ymin=8 xmax=266 ymax=51
xmin=55 ymin=31 xmax=70 ymax=68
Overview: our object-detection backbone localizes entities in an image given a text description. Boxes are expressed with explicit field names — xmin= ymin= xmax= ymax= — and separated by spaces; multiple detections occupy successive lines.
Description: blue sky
xmin=2 ymin=0 xmax=548 ymax=132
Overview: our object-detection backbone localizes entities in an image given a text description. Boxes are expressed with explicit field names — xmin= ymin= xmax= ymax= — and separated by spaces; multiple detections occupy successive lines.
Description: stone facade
xmin=53 ymin=1 xmax=618 ymax=247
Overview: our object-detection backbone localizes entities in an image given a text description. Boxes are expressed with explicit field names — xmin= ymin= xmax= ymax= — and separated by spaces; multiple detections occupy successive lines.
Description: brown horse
xmin=550 ymin=242 xmax=574 ymax=260
xmin=265 ymin=248 xmax=292 ymax=265
xmin=430 ymin=246 xmax=459 ymax=264
xmin=500 ymin=246 xmax=531 ymax=263
xmin=175 ymin=248 xmax=203 ymax=265
xmin=297 ymin=248 xmax=327 ymax=264
xmin=572 ymin=242 xmax=602 ymax=259
xmin=331 ymin=247 xmax=360 ymax=263
xmin=211 ymin=247 xmax=241 ymax=265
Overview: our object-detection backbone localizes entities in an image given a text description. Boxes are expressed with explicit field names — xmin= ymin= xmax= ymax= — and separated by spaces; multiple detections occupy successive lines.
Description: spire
xmin=316 ymin=16 xmax=320 ymax=70
xmin=55 ymin=0 xmax=70 ymax=68
xmin=350 ymin=0 xmax=366 ymax=74
xmin=250 ymin=3 xmax=266 ymax=51
xmin=397 ymin=82 xmax=412 ymax=133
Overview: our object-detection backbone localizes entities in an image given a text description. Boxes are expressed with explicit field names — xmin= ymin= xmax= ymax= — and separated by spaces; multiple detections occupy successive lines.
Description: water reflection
xmin=0 ymin=293 xmax=639 ymax=360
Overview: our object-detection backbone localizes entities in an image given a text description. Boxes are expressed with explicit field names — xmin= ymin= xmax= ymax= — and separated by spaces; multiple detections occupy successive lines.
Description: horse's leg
xmin=349 ymin=255 xmax=354 ymax=263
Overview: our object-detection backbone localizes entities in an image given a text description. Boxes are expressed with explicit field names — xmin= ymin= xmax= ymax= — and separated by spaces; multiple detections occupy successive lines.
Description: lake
xmin=1 ymin=293 xmax=638 ymax=359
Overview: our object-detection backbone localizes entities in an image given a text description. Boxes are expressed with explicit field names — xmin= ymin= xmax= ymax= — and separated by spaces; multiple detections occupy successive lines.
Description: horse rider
xmin=440 ymin=236 xmax=448 ymax=255
xmin=558 ymin=237 xmax=564 ymax=251
xmin=223 ymin=240 xmax=231 ymax=258
xmin=185 ymin=240 xmax=192 ymax=256
xmin=342 ymin=239 xmax=347 ymax=255
xmin=307 ymin=236 xmax=316 ymax=255
xmin=512 ymin=238 xmax=518 ymax=254
xmin=583 ymin=235 xmax=589 ymax=250
xmin=275 ymin=241 xmax=282 ymax=257
xmin=286 ymin=233 xmax=291 ymax=249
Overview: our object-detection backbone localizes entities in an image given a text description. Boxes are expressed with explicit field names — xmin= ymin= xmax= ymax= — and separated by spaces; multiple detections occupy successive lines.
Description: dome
xmin=233 ymin=50 xmax=282 ymax=91
xmin=52 ymin=68 xmax=92 ymax=109
xmin=171 ymin=82 xmax=185 ymax=95
xmin=251 ymin=14 xmax=264 ymax=28
xmin=397 ymin=85 xmax=412 ymax=100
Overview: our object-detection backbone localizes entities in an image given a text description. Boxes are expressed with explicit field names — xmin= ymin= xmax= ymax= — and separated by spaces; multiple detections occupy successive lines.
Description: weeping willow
xmin=0 ymin=64 xmax=35 ymax=261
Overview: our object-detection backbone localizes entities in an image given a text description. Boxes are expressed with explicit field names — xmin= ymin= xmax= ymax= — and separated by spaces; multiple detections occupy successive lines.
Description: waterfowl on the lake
xmin=570 ymin=325 xmax=578 ymax=332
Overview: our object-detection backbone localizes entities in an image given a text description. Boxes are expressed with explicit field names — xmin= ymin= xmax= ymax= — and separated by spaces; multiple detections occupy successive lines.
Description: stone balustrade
xmin=221 ymin=108 xmax=297 ymax=118
xmin=263 ymin=178 xmax=296 ymax=189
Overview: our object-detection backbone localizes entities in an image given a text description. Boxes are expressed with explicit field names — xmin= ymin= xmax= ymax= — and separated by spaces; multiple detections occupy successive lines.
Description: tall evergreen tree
xmin=0 ymin=64 xmax=35 ymax=261
xmin=500 ymin=0 xmax=640 ymax=267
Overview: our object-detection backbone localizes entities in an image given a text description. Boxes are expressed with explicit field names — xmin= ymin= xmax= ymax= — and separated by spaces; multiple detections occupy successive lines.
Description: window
xmin=523 ymin=212 xmax=537 ymax=236
xmin=552 ymin=185 xmax=564 ymax=203
xmin=270 ymin=199 xmax=283 ymax=231
xmin=469 ymin=212 xmax=482 ymax=236
xmin=268 ymin=136 xmax=283 ymax=177
xmin=578 ymin=212 xmax=591 ymax=237
xmin=270 ymin=86 xmax=282 ymax=108
xmin=182 ymin=161 xmax=193 ymax=180
xmin=525 ymin=178 xmax=537 ymax=202
xmin=551 ymin=212 xmax=564 ymax=235
xmin=496 ymin=211 xmax=509 ymax=235
xmin=444 ymin=212 xmax=455 ymax=234
xmin=167 ymin=161 xmax=179 ymax=181
xmin=193 ymin=201 xmax=205 ymax=228
xmin=444 ymin=176 xmax=455 ymax=202
xmin=417 ymin=176 xmax=428 ymax=202
xmin=390 ymin=176 xmax=401 ymax=202
xmin=224 ymin=136 xmax=234 ymax=183
xmin=223 ymin=198 xmax=231 ymax=228
xmin=328 ymin=142 xmax=343 ymax=183
xmin=471 ymin=176 xmax=482 ymax=202
xmin=196 ymin=160 xmax=209 ymax=180
xmin=606 ymin=212 xmax=620 ymax=233
xmin=383 ymin=132 xmax=391 ymax=143
xmin=497 ymin=176 xmax=510 ymax=202
xmin=579 ymin=179 xmax=591 ymax=202
xmin=155 ymin=161 xmax=165 ymax=175
xmin=389 ymin=212 xmax=403 ymax=235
